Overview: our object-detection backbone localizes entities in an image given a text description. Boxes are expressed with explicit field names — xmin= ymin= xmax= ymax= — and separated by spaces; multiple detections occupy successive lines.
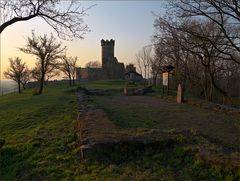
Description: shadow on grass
xmin=84 ymin=130 xmax=240 ymax=181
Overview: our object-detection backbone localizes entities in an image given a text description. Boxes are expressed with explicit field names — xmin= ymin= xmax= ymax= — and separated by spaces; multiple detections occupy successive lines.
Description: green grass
xmin=1 ymin=81 xmax=240 ymax=180
xmin=81 ymin=80 xmax=240 ymax=151
xmin=79 ymin=79 xmax=126 ymax=91
xmin=0 ymin=84 xmax=213 ymax=181
xmin=92 ymin=94 xmax=240 ymax=151
xmin=0 ymin=85 xmax=81 ymax=180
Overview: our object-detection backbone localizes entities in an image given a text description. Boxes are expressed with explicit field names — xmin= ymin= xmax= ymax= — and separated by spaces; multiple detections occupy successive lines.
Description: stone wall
xmin=103 ymin=62 xmax=125 ymax=79
xmin=77 ymin=68 xmax=106 ymax=81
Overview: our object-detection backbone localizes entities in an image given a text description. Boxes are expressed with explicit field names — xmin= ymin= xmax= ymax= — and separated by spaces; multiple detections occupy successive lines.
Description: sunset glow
xmin=1 ymin=1 xmax=165 ymax=78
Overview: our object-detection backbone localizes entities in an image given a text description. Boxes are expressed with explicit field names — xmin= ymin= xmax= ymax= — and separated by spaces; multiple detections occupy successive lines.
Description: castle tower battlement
xmin=101 ymin=39 xmax=115 ymax=46
xmin=101 ymin=39 xmax=115 ymax=64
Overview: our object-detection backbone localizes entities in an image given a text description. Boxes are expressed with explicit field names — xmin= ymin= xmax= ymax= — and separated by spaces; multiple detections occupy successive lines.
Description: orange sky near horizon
xmin=0 ymin=1 xmax=166 ymax=80
xmin=1 ymin=17 xmax=143 ymax=79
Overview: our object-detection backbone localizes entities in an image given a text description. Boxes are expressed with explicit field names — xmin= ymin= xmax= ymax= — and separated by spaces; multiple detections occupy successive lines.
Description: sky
xmin=0 ymin=1 xmax=166 ymax=80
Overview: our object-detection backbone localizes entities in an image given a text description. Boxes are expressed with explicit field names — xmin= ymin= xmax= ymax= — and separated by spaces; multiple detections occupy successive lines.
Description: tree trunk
xmin=38 ymin=74 xmax=45 ymax=95
xmin=208 ymin=68 xmax=227 ymax=97
xmin=144 ymin=66 xmax=147 ymax=86
xmin=22 ymin=83 xmax=26 ymax=90
xmin=152 ymin=69 xmax=160 ymax=87
xmin=69 ymin=76 xmax=72 ymax=86
xmin=72 ymin=77 xmax=75 ymax=86
xmin=39 ymin=81 xmax=44 ymax=94
xmin=18 ymin=81 xmax=21 ymax=93
xmin=153 ymin=75 xmax=157 ymax=87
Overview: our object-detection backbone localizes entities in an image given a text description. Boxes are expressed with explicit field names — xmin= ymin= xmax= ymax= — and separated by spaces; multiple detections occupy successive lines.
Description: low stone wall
xmin=76 ymin=88 xmax=176 ymax=158
xmin=75 ymin=88 xmax=240 ymax=173
xmin=123 ymin=86 xmax=154 ymax=96
xmin=187 ymin=100 xmax=240 ymax=116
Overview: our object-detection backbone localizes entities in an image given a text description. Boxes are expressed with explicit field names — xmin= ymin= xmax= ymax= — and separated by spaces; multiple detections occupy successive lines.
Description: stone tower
xmin=101 ymin=39 xmax=125 ymax=79
xmin=101 ymin=39 xmax=117 ymax=68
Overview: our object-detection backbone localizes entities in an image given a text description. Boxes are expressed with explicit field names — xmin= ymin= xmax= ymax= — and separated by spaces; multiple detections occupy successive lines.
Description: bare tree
xmin=151 ymin=0 xmax=240 ymax=102
xmin=136 ymin=46 xmax=153 ymax=85
xmin=31 ymin=66 xmax=41 ymax=82
xmin=20 ymin=32 xmax=65 ymax=94
xmin=0 ymin=0 xmax=93 ymax=40
xmin=149 ymin=37 xmax=174 ymax=86
xmin=154 ymin=16 xmax=225 ymax=99
xmin=171 ymin=0 xmax=240 ymax=65
xmin=45 ymin=69 xmax=60 ymax=85
xmin=85 ymin=61 xmax=101 ymax=68
xmin=31 ymin=63 xmax=60 ymax=85
xmin=21 ymin=69 xmax=31 ymax=90
xmin=61 ymin=56 xmax=78 ymax=86
xmin=4 ymin=57 xmax=29 ymax=93
xmin=76 ymin=66 xmax=82 ymax=82
xmin=71 ymin=59 xmax=77 ymax=86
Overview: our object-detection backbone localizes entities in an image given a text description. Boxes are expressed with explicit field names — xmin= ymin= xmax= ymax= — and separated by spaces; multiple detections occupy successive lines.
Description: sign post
xmin=162 ymin=72 xmax=169 ymax=95
xmin=162 ymin=65 xmax=175 ymax=96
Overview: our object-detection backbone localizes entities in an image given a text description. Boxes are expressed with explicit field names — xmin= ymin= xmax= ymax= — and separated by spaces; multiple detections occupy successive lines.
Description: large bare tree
xmin=171 ymin=0 xmax=240 ymax=65
xmin=140 ymin=0 xmax=240 ymax=102
xmin=153 ymin=15 xmax=227 ymax=99
xmin=0 ymin=0 xmax=92 ymax=40
xmin=61 ymin=56 xmax=78 ymax=86
xmin=4 ymin=57 xmax=30 ymax=93
xmin=20 ymin=32 xmax=65 ymax=94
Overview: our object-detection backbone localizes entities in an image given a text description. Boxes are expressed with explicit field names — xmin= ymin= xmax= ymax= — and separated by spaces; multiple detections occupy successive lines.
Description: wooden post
xmin=177 ymin=84 xmax=183 ymax=103
xmin=167 ymin=72 xmax=169 ymax=95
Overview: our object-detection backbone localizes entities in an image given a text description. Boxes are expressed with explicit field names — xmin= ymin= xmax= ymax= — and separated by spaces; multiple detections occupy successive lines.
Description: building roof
xmin=125 ymin=70 xmax=142 ymax=77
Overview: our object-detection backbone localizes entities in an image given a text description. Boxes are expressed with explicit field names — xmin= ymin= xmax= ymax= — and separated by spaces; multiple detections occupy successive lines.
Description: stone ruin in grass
xmin=123 ymin=81 xmax=154 ymax=96
xmin=75 ymin=87 xmax=240 ymax=175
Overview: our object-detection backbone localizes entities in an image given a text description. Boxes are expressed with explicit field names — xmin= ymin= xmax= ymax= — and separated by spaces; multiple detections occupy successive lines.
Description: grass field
xmin=80 ymin=80 xmax=125 ymax=91
xmin=0 ymin=81 xmax=240 ymax=180
xmin=92 ymin=95 xmax=240 ymax=151
xmin=0 ymin=85 xmax=82 ymax=180
xmin=81 ymin=80 xmax=240 ymax=150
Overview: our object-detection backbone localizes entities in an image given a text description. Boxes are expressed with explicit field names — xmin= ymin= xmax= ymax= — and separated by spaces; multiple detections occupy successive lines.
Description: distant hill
xmin=0 ymin=80 xmax=17 ymax=95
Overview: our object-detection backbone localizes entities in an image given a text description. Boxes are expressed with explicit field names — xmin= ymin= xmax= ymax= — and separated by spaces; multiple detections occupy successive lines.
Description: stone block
xmin=177 ymin=84 xmax=183 ymax=103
